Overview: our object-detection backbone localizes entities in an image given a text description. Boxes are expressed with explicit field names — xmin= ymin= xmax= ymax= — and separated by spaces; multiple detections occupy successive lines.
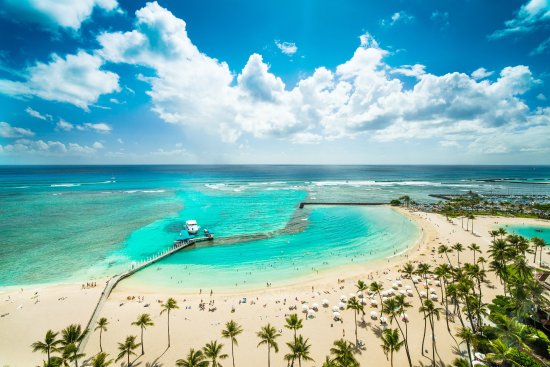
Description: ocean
xmin=0 ymin=165 xmax=549 ymax=289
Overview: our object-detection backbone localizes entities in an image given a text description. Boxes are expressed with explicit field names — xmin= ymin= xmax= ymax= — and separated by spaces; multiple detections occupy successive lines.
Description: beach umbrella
xmin=348 ymin=293 xmax=356 ymax=299
xmin=370 ymin=311 xmax=378 ymax=319
xmin=405 ymin=285 xmax=412 ymax=290
xmin=370 ymin=299 xmax=378 ymax=306
xmin=302 ymin=304 xmax=309 ymax=312
xmin=429 ymin=288 xmax=436 ymax=294
xmin=402 ymin=313 xmax=409 ymax=322
xmin=357 ymin=291 xmax=364 ymax=298
xmin=307 ymin=309 xmax=316 ymax=318
xmin=333 ymin=311 xmax=341 ymax=320
xmin=322 ymin=299 xmax=330 ymax=307
xmin=380 ymin=316 xmax=387 ymax=324
xmin=435 ymin=280 xmax=441 ymax=286
xmin=338 ymin=302 xmax=346 ymax=310
xmin=399 ymin=290 xmax=406 ymax=295
xmin=392 ymin=283 xmax=399 ymax=290
xmin=332 ymin=305 xmax=339 ymax=312
xmin=361 ymin=299 xmax=367 ymax=305
xmin=311 ymin=303 xmax=319 ymax=310
xmin=431 ymin=294 xmax=439 ymax=301
xmin=397 ymin=281 xmax=402 ymax=287
xmin=382 ymin=296 xmax=388 ymax=302
xmin=340 ymin=295 xmax=347 ymax=302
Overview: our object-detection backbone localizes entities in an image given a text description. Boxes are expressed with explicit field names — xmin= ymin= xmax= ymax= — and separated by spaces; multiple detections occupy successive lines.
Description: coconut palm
xmin=497 ymin=227 xmax=507 ymax=239
xmin=257 ymin=323 xmax=281 ymax=367
xmin=420 ymin=299 xmax=443 ymax=367
xmin=284 ymin=313 xmax=303 ymax=341
xmin=91 ymin=352 xmax=113 ymax=367
xmin=383 ymin=295 xmax=413 ymax=367
xmin=468 ymin=243 xmax=481 ymax=264
xmin=456 ymin=327 xmax=475 ymax=367
xmin=346 ymin=296 xmax=364 ymax=346
xmin=369 ymin=281 xmax=384 ymax=316
xmin=380 ymin=328 xmax=404 ymax=367
xmin=399 ymin=195 xmax=411 ymax=207
xmin=355 ymin=279 xmax=368 ymax=294
xmin=203 ymin=340 xmax=228 ymax=367
xmin=31 ymin=330 xmax=61 ymax=365
xmin=60 ymin=324 xmax=88 ymax=367
xmin=321 ymin=356 xmax=338 ymax=367
xmin=95 ymin=317 xmax=109 ymax=353
xmin=115 ymin=335 xmax=140 ymax=367
xmin=452 ymin=357 xmax=471 ymax=367
xmin=176 ymin=348 xmax=209 ymax=367
xmin=489 ymin=230 xmax=499 ymax=241
xmin=329 ymin=339 xmax=359 ymax=367
xmin=61 ymin=343 xmax=85 ymax=367
xmin=284 ymin=335 xmax=313 ymax=367
xmin=416 ymin=262 xmax=431 ymax=354
xmin=437 ymin=245 xmax=453 ymax=267
xmin=221 ymin=320 xmax=243 ymax=367
xmin=486 ymin=338 xmax=517 ymax=366
xmin=452 ymin=243 xmax=464 ymax=268
xmin=468 ymin=214 xmax=475 ymax=234
xmin=160 ymin=297 xmax=179 ymax=348
xmin=131 ymin=313 xmax=154 ymax=355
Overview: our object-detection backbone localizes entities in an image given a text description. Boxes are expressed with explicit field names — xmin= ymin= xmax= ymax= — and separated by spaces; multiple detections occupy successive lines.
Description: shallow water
xmin=1 ymin=165 xmax=548 ymax=287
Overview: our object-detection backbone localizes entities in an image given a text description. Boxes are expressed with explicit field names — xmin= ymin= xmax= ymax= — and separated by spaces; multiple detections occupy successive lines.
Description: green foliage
xmin=390 ymin=199 xmax=401 ymax=206
xmin=508 ymin=348 xmax=545 ymax=367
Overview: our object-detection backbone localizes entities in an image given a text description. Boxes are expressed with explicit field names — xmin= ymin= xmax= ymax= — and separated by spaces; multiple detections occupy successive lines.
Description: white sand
xmin=1 ymin=210 xmax=548 ymax=366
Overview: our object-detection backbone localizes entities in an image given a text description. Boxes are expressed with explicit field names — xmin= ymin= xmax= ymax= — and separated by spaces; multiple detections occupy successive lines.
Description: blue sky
xmin=0 ymin=0 xmax=548 ymax=164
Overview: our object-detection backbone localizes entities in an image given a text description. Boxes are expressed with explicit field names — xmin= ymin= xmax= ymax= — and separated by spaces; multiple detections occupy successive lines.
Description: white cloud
xmin=79 ymin=122 xmax=112 ymax=133
xmin=431 ymin=11 xmax=450 ymax=28
xmin=95 ymin=2 xmax=546 ymax=156
xmin=25 ymin=106 xmax=50 ymax=120
xmin=2 ymin=0 xmax=120 ymax=30
xmin=0 ymin=121 xmax=35 ymax=138
xmin=275 ymin=41 xmax=298 ymax=56
xmin=92 ymin=141 xmax=104 ymax=149
xmin=537 ymin=93 xmax=546 ymax=100
xmin=0 ymin=51 xmax=120 ymax=110
xmin=56 ymin=119 xmax=74 ymax=131
xmin=1 ymin=139 xmax=100 ymax=156
xmin=490 ymin=0 xmax=550 ymax=39
xmin=471 ymin=67 xmax=494 ymax=80
xmin=530 ymin=36 xmax=550 ymax=55
xmin=117 ymin=138 xmax=124 ymax=144
xmin=381 ymin=11 xmax=415 ymax=26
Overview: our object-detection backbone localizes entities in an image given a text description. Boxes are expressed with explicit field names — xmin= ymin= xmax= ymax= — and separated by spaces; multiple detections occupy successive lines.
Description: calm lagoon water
xmin=1 ymin=165 xmax=549 ymax=288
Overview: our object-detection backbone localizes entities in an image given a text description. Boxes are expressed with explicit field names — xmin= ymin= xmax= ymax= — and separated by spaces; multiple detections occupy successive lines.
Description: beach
xmin=1 ymin=209 xmax=548 ymax=366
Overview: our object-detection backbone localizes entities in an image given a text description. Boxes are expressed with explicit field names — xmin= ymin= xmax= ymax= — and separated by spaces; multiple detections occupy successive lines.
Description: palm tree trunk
xmin=540 ymin=246 xmax=544 ymax=267
xmin=354 ymin=310 xmax=358 ymax=345
xmin=394 ymin=317 xmax=413 ymax=367
xmin=391 ymin=350 xmax=394 ymax=367
xmin=411 ymin=281 xmax=427 ymax=356
xmin=47 ymin=348 xmax=50 ymax=365
xmin=127 ymin=352 xmax=130 ymax=367
xmin=430 ymin=315 xmax=436 ymax=367
xmin=99 ymin=330 xmax=103 ymax=353
xmin=167 ymin=311 xmax=171 ymax=348
xmin=466 ymin=340 xmax=473 ymax=367
xmin=141 ymin=327 xmax=144 ymax=355
xmin=268 ymin=344 xmax=271 ymax=367
xmin=231 ymin=340 xmax=235 ymax=367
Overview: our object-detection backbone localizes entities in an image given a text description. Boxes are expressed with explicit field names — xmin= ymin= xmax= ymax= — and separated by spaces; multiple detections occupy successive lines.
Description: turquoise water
xmin=0 ymin=165 xmax=548 ymax=288
xmin=506 ymin=225 xmax=550 ymax=243
xmin=124 ymin=205 xmax=419 ymax=290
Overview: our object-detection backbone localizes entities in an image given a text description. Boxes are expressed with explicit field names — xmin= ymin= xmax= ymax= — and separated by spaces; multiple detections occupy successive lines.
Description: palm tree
xmin=284 ymin=313 xmax=303 ymax=341
xmin=468 ymin=243 xmax=481 ymax=264
xmin=420 ymin=299 xmax=443 ymax=367
xmin=486 ymin=338 xmax=517 ymax=366
xmin=489 ymin=230 xmax=499 ymax=241
xmin=176 ymin=348 xmax=209 ymax=367
xmin=257 ymin=324 xmax=281 ymax=367
xmin=456 ymin=327 xmax=474 ymax=367
xmin=329 ymin=339 xmax=359 ymax=367
xmin=355 ymin=279 xmax=368 ymax=294
xmin=468 ymin=214 xmax=475 ymax=234
xmin=497 ymin=227 xmax=507 ymax=239
xmin=380 ymin=328 xmax=404 ymax=367
xmin=438 ymin=245 xmax=453 ymax=267
xmin=61 ymin=343 xmax=85 ymax=367
xmin=284 ymin=335 xmax=313 ymax=367
xmin=383 ymin=295 xmax=413 ymax=367
xmin=452 ymin=243 xmax=464 ymax=268
xmin=91 ymin=352 xmax=113 ymax=367
xmin=115 ymin=335 xmax=140 ymax=367
xmin=322 ymin=356 xmax=337 ymax=367
xmin=452 ymin=357 xmax=471 ymax=367
xmin=399 ymin=195 xmax=411 ymax=207
xmin=369 ymin=281 xmax=384 ymax=316
xmin=60 ymin=324 xmax=88 ymax=367
xmin=221 ymin=320 xmax=243 ymax=367
xmin=160 ymin=297 xmax=179 ymax=348
xmin=203 ymin=340 xmax=228 ymax=367
xmin=31 ymin=330 xmax=61 ymax=365
xmin=131 ymin=313 xmax=154 ymax=355
xmin=95 ymin=317 xmax=109 ymax=353
xmin=346 ymin=296 xmax=364 ymax=346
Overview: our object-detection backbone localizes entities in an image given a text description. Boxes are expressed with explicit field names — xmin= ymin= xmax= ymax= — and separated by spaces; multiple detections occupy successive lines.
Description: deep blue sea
xmin=1 ymin=165 xmax=549 ymax=289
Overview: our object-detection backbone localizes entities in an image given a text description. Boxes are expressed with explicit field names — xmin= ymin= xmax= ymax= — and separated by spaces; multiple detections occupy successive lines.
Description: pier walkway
xmin=79 ymin=236 xmax=213 ymax=352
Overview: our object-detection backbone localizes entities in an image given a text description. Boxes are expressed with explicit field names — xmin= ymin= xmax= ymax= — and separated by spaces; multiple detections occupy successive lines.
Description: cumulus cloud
xmin=530 ymin=36 xmax=550 ymax=55
xmin=92 ymin=141 xmax=104 ymax=149
xmin=2 ymin=0 xmax=120 ymax=30
xmin=471 ymin=67 xmax=494 ymax=80
xmin=381 ymin=11 xmax=415 ymax=26
xmin=95 ymin=2 xmax=546 ymax=155
xmin=56 ymin=119 xmax=74 ymax=131
xmin=77 ymin=122 xmax=112 ymax=133
xmin=25 ymin=106 xmax=51 ymax=120
xmin=1 ymin=138 xmax=99 ymax=155
xmin=0 ymin=51 xmax=120 ymax=110
xmin=0 ymin=121 xmax=35 ymax=138
xmin=275 ymin=41 xmax=298 ymax=56
xmin=489 ymin=0 xmax=550 ymax=39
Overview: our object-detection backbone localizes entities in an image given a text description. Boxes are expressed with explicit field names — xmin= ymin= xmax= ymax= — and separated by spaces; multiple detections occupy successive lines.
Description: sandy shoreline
xmin=1 ymin=209 xmax=548 ymax=366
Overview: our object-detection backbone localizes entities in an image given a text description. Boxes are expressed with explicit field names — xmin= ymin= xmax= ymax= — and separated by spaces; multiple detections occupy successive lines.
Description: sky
xmin=0 ymin=0 xmax=549 ymax=165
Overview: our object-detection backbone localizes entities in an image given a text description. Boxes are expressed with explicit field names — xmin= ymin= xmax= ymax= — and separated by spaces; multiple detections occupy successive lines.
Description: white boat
xmin=185 ymin=220 xmax=200 ymax=235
